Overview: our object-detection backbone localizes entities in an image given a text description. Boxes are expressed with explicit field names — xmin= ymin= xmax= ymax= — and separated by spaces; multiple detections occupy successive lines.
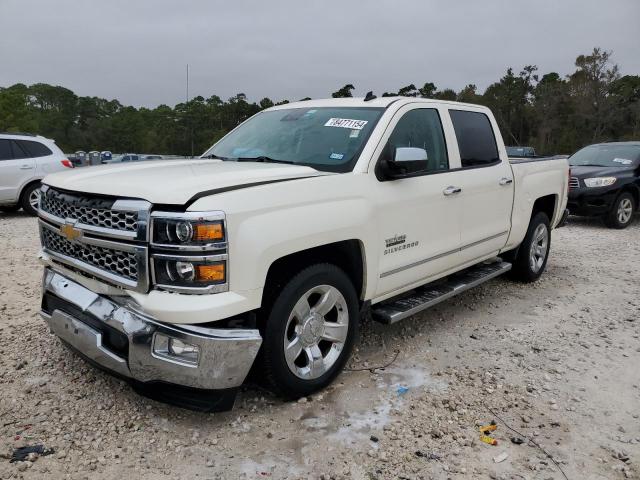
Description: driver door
xmin=372 ymin=106 xmax=463 ymax=298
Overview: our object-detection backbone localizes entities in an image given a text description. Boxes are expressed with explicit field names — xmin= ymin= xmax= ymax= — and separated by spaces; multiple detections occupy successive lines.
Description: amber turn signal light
xmin=195 ymin=263 xmax=225 ymax=283
xmin=194 ymin=223 xmax=224 ymax=242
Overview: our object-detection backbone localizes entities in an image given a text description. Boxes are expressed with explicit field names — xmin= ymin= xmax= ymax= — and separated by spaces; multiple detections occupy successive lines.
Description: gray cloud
xmin=1 ymin=0 xmax=638 ymax=107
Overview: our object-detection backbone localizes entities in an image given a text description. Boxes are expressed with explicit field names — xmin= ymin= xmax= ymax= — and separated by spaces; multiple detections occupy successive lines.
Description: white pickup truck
xmin=37 ymin=96 xmax=569 ymax=410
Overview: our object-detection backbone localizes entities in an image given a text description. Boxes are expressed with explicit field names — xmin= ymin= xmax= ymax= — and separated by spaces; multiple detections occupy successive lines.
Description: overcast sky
xmin=1 ymin=0 xmax=639 ymax=107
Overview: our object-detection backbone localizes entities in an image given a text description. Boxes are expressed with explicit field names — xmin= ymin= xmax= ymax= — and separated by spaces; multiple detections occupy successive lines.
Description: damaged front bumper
xmin=40 ymin=268 xmax=262 ymax=411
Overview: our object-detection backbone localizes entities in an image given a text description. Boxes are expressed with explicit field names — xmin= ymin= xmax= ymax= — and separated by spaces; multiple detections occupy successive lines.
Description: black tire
xmin=604 ymin=192 xmax=635 ymax=229
xmin=0 ymin=205 xmax=20 ymax=213
xmin=259 ymin=263 xmax=359 ymax=399
xmin=508 ymin=211 xmax=551 ymax=283
xmin=20 ymin=182 xmax=41 ymax=216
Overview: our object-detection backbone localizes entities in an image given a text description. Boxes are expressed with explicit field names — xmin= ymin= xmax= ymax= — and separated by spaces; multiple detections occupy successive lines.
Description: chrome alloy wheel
xmin=283 ymin=285 xmax=349 ymax=380
xmin=28 ymin=188 xmax=41 ymax=210
xmin=617 ymin=198 xmax=633 ymax=224
xmin=529 ymin=223 xmax=549 ymax=273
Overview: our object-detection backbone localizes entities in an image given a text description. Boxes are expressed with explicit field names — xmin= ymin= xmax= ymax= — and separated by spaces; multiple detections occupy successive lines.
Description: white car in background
xmin=0 ymin=133 xmax=73 ymax=215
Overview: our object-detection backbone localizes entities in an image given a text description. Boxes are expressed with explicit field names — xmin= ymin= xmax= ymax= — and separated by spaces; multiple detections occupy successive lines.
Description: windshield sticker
xmin=329 ymin=153 xmax=344 ymax=160
xmin=349 ymin=129 xmax=360 ymax=138
xmin=324 ymin=118 xmax=369 ymax=130
xmin=280 ymin=110 xmax=307 ymax=121
xmin=613 ymin=158 xmax=633 ymax=165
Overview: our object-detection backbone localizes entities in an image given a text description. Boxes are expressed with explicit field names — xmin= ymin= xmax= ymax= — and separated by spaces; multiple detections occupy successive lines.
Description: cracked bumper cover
xmin=40 ymin=269 xmax=262 ymax=392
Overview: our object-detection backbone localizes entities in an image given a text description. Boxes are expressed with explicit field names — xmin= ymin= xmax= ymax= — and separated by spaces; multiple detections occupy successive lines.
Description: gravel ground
xmin=0 ymin=211 xmax=638 ymax=480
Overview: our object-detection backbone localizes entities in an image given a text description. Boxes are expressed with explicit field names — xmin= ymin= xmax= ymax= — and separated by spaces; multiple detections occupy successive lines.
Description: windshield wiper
xmin=201 ymin=153 xmax=229 ymax=160
xmin=235 ymin=156 xmax=296 ymax=165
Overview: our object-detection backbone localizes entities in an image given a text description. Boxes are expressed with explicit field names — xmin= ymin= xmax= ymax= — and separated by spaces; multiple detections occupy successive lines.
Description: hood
xmin=43 ymin=159 xmax=329 ymax=205
xmin=570 ymin=164 xmax=635 ymax=179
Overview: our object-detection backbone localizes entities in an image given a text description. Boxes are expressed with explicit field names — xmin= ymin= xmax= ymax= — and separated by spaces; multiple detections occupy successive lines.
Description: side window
xmin=384 ymin=108 xmax=449 ymax=173
xmin=17 ymin=140 xmax=52 ymax=158
xmin=10 ymin=140 xmax=30 ymax=159
xmin=0 ymin=140 xmax=13 ymax=160
xmin=449 ymin=110 xmax=500 ymax=167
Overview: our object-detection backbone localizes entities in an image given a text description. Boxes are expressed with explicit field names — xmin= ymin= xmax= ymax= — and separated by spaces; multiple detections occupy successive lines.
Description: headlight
xmin=584 ymin=177 xmax=617 ymax=187
xmin=152 ymin=217 xmax=225 ymax=246
xmin=150 ymin=211 xmax=228 ymax=294
xmin=152 ymin=255 xmax=226 ymax=292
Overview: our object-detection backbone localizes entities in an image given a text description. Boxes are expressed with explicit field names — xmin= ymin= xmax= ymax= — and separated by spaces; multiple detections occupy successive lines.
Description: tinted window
xmin=10 ymin=140 xmax=29 ymax=159
xmin=0 ymin=140 xmax=12 ymax=160
xmin=449 ymin=110 xmax=499 ymax=167
xmin=384 ymin=109 xmax=449 ymax=173
xmin=205 ymin=107 xmax=384 ymax=173
xmin=17 ymin=140 xmax=52 ymax=158
xmin=569 ymin=144 xmax=640 ymax=167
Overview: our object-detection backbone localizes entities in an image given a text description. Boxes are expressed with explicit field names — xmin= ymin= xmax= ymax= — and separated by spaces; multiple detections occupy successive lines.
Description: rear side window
xmin=10 ymin=140 xmax=30 ymax=159
xmin=16 ymin=140 xmax=53 ymax=158
xmin=449 ymin=110 xmax=500 ymax=167
xmin=0 ymin=140 xmax=12 ymax=160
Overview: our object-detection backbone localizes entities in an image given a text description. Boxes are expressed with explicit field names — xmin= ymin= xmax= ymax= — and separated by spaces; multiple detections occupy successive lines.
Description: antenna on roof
xmin=364 ymin=91 xmax=377 ymax=102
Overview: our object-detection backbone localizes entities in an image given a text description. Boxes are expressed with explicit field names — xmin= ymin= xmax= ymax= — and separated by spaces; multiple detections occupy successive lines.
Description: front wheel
xmin=604 ymin=192 xmax=635 ymax=229
xmin=259 ymin=263 xmax=359 ymax=399
xmin=508 ymin=211 xmax=551 ymax=283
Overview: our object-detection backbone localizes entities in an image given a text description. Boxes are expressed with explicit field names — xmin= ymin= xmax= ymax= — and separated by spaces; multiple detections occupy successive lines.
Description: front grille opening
xmin=41 ymin=190 xmax=139 ymax=233
xmin=42 ymin=228 xmax=138 ymax=281
xmin=42 ymin=292 xmax=129 ymax=359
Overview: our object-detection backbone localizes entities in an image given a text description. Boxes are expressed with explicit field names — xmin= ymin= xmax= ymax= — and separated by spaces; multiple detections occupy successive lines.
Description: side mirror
xmin=394 ymin=147 xmax=428 ymax=162
xmin=380 ymin=147 xmax=429 ymax=179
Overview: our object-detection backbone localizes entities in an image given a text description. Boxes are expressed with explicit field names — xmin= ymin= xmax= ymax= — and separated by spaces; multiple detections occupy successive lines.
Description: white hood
xmin=43 ymin=159 xmax=327 ymax=204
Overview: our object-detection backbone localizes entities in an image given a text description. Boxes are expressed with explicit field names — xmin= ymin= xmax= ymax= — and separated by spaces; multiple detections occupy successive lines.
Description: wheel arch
xmin=18 ymin=178 xmax=43 ymax=203
xmin=619 ymin=184 xmax=639 ymax=208
xmin=261 ymin=239 xmax=366 ymax=308
xmin=531 ymin=193 xmax=558 ymax=223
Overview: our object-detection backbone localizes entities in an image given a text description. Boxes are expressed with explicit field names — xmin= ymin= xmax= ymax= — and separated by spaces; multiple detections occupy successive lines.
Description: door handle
xmin=443 ymin=186 xmax=462 ymax=196
xmin=20 ymin=165 xmax=34 ymax=170
xmin=499 ymin=177 xmax=513 ymax=185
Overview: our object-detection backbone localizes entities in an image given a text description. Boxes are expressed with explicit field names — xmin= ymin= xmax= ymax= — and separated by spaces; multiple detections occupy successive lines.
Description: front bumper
xmin=40 ymin=268 xmax=262 ymax=410
xmin=568 ymin=187 xmax=618 ymax=216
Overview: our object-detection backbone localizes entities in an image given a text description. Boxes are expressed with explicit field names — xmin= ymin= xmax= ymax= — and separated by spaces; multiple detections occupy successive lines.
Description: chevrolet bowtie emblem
xmin=60 ymin=223 xmax=82 ymax=242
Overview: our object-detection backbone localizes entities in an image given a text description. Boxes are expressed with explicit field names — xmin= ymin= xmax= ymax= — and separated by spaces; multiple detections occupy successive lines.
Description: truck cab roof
xmin=268 ymin=96 xmax=486 ymax=111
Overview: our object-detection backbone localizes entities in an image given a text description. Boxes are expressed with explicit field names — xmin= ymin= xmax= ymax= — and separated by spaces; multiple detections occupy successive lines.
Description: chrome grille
xmin=41 ymin=192 xmax=138 ymax=233
xmin=42 ymin=227 xmax=138 ymax=281
xmin=569 ymin=177 xmax=580 ymax=189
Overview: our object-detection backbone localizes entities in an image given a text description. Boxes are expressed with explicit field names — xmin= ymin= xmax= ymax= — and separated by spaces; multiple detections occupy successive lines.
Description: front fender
xmin=229 ymin=197 xmax=376 ymax=297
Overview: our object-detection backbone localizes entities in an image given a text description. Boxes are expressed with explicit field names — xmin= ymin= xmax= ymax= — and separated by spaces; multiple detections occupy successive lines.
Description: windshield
xmin=569 ymin=144 xmax=640 ymax=167
xmin=201 ymin=107 xmax=384 ymax=173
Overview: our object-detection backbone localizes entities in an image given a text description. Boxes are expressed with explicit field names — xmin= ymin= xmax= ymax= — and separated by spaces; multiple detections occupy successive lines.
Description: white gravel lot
xmin=0 ymin=211 xmax=638 ymax=480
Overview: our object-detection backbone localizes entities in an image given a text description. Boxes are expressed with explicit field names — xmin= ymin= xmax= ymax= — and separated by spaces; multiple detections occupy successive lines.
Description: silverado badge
xmin=60 ymin=222 xmax=82 ymax=242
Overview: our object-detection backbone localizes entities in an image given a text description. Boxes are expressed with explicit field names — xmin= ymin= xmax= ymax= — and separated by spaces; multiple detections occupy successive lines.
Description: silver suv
xmin=0 ymin=133 xmax=72 ymax=215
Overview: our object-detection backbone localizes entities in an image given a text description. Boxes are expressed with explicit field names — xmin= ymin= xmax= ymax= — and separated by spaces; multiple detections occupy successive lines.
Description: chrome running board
xmin=372 ymin=260 xmax=512 ymax=324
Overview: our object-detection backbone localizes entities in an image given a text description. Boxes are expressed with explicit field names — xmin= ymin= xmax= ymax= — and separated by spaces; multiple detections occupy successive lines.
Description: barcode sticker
xmin=324 ymin=118 xmax=368 ymax=130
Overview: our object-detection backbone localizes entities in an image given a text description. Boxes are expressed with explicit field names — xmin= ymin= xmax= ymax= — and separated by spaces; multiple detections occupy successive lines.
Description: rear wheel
xmin=508 ymin=211 xmax=551 ymax=283
xmin=259 ymin=263 xmax=359 ymax=399
xmin=20 ymin=182 xmax=41 ymax=216
xmin=604 ymin=192 xmax=635 ymax=229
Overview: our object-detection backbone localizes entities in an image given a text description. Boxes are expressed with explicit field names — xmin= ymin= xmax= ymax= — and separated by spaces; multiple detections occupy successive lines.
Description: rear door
xmin=446 ymin=108 xmax=513 ymax=264
xmin=0 ymin=139 xmax=35 ymax=203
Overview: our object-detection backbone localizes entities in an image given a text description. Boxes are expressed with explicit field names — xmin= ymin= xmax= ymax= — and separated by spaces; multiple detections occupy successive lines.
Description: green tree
xmin=331 ymin=84 xmax=355 ymax=98
xmin=418 ymin=82 xmax=437 ymax=98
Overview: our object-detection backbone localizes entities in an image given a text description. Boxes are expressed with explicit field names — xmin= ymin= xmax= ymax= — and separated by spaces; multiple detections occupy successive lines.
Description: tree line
xmin=0 ymin=48 xmax=638 ymax=156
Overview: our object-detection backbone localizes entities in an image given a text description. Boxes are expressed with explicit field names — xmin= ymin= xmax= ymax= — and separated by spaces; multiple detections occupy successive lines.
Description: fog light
xmin=169 ymin=338 xmax=198 ymax=356
xmin=153 ymin=333 xmax=199 ymax=365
